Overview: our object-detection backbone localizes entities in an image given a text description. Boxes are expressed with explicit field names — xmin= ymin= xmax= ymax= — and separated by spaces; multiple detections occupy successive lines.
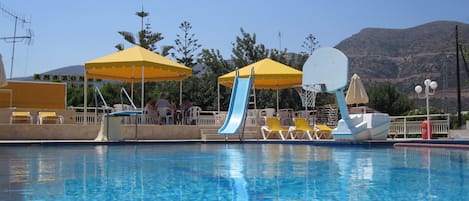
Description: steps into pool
xmin=201 ymin=128 xmax=259 ymax=141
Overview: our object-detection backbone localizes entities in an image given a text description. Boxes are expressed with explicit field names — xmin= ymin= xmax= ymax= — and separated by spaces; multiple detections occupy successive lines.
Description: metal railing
xmin=389 ymin=114 xmax=450 ymax=138
xmin=71 ymin=106 xmax=451 ymax=139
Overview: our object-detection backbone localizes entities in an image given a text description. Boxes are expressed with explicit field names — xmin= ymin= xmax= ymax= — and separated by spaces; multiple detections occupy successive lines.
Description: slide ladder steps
xmin=202 ymin=128 xmax=258 ymax=141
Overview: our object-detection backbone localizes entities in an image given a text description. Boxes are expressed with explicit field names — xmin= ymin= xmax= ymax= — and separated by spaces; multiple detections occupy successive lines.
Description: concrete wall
xmin=0 ymin=124 xmax=261 ymax=140
xmin=0 ymin=124 xmax=100 ymax=140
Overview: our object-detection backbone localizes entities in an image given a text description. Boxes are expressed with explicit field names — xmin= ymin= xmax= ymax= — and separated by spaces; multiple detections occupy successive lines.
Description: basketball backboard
xmin=302 ymin=47 xmax=348 ymax=92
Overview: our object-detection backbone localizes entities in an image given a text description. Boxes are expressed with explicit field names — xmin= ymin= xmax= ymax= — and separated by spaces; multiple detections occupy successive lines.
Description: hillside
xmin=335 ymin=21 xmax=469 ymax=113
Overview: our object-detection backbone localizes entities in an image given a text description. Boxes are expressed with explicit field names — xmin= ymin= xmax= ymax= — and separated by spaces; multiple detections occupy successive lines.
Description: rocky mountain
xmin=335 ymin=21 xmax=469 ymax=113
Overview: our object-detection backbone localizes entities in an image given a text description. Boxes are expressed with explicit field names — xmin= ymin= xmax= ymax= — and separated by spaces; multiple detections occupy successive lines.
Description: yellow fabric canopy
xmin=218 ymin=58 xmax=302 ymax=89
xmin=84 ymin=46 xmax=192 ymax=82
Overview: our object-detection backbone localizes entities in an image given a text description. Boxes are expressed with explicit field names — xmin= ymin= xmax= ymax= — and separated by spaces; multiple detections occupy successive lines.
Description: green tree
xmin=199 ymin=49 xmax=231 ymax=75
xmin=301 ymin=34 xmax=320 ymax=55
xmin=229 ymin=28 xmax=310 ymax=110
xmin=33 ymin=74 xmax=41 ymax=80
xmin=70 ymin=75 xmax=77 ymax=87
xmin=61 ymin=75 xmax=69 ymax=82
xmin=196 ymin=49 xmax=233 ymax=110
xmin=231 ymin=28 xmax=269 ymax=67
xmin=115 ymin=9 xmax=167 ymax=55
xmin=172 ymin=21 xmax=202 ymax=68
xmin=52 ymin=75 xmax=59 ymax=82
xmin=367 ymin=82 xmax=414 ymax=115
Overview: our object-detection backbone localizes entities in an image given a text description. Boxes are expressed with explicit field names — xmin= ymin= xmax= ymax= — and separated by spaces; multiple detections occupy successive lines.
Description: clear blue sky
xmin=1 ymin=0 xmax=468 ymax=78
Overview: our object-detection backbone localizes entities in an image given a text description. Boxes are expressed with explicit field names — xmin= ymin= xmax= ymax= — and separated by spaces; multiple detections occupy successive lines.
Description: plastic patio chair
xmin=157 ymin=106 xmax=174 ymax=125
xmin=186 ymin=106 xmax=201 ymax=125
xmin=261 ymin=117 xmax=288 ymax=140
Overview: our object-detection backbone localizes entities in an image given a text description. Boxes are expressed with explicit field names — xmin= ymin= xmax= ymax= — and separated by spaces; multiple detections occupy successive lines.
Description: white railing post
xmin=403 ymin=116 xmax=407 ymax=139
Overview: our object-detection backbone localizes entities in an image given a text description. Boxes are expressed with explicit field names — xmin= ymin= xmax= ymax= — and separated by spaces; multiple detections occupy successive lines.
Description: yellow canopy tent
xmin=218 ymin=58 xmax=302 ymax=89
xmin=217 ymin=58 xmax=302 ymax=112
xmin=84 ymin=46 xmax=192 ymax=124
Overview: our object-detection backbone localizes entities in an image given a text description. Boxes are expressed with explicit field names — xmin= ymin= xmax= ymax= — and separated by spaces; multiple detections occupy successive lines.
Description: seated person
xmin=144 ymin=98 xmax=157 ymax=124
xmin=155 ymin=94 xmax=175 ymax=124
xmin=182 ymin=100 xmax=192 ymax=116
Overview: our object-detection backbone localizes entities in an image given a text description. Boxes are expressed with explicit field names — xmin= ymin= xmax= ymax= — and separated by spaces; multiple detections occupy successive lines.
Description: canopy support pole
xmin=276 ymin=89 xmax=279 ymax=115
xmin=138 ymin=65 xmax=144 ymax=141
xmin=131 ymin=82 xmax=134 ymax=101
xmin=84 ymin=72 xmax=87 ymax=125
xmin=141 ymin=65 xmax=144 ymax=112
xmin=180 ymin=80 xmax=183 ymax=124
xmin=217 ymin=82 xmax=220 ymax=113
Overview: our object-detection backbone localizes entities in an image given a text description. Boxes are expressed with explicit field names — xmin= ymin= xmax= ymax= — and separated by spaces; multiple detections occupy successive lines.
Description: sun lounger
xmin=288 ymin=118 xmax=316 ymax=140
xmin=261 ymin=117 xmax=288 ymax=140
xmin=10 ymin=111 xmax=33 ymax=124
xmin=315 ymin=124 xmax=333 ymax=139
xmin=37 ymin=112 xmax=64 ymax=124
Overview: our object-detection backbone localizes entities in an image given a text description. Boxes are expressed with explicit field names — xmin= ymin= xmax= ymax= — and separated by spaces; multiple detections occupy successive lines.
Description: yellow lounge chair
xmin=288 ymin=118 xmax=317 ymax=140
xmin=315 ymin=124 xmax=333 ymax=139
xmin=10 ymin=111 xmax=33 ymax=124
xmin=37 ymin=112 xmax=64 ymax=124
xmin=261 ymin=117 xmax=288 ymax=140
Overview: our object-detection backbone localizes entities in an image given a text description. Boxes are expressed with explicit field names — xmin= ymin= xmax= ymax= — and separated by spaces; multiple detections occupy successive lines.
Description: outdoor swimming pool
xmin=0 ymin=143 xmax=468 ymax=201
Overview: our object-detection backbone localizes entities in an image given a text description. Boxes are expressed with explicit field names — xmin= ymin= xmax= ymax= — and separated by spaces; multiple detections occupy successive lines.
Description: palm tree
xmin=116 ymin=9 xmax=169 ymax=55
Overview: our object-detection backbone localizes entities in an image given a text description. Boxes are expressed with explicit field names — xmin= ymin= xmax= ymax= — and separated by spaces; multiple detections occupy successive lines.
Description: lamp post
xmin=415 ymin=79 xmax=438 ymax=140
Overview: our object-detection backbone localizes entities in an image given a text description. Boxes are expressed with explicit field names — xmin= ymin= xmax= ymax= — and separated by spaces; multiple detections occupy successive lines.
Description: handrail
xmin=120 ymin=87 xmax=138 ymax=110
xmin=94 ymin=86 xmax=109 ymax=110
xmin=389 ymin=113 xmax=450 ymax=138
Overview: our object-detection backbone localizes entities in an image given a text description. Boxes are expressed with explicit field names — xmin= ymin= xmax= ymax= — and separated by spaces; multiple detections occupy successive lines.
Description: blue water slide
xmin=218 ymin=72 xmax=254 ymax=135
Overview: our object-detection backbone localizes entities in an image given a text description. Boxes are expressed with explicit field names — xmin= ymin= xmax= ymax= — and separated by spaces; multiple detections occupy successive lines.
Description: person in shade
xmin=144 ymin=98 xmax=157 ymax=124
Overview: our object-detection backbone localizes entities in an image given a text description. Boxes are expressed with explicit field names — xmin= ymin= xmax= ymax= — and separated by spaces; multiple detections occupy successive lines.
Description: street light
xmin=415 ymin=79 xmax=438 ymax=140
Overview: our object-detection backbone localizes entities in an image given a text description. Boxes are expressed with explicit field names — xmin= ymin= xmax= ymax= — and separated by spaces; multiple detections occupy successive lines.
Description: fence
xmin=389 ymin=114 xmax=450 ymax=138
xmin=72 ymin=106 xmax=451 ymax=139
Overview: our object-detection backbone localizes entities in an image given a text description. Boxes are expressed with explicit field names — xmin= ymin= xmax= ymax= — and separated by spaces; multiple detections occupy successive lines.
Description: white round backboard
xmin=302 ymin=47 xmax=348 ymax=92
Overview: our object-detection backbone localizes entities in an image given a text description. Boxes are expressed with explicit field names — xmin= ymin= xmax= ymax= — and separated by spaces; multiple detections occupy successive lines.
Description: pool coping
xmin=2 ymin=139 xmax=469 ymax=148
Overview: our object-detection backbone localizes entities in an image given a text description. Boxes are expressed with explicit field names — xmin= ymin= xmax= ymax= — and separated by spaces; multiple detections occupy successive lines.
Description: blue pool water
xmin=0 ymin=143 xmax=468 ymax=201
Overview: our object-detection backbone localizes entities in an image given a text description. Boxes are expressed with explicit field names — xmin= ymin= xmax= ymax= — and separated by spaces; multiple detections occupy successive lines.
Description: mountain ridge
xmin=336 ymin=20 xmax=469 ymax=112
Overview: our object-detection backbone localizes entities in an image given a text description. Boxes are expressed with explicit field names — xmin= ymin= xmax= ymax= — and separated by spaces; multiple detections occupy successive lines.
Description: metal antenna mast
xmin=0 ymin=3 xmax=33 ymax=79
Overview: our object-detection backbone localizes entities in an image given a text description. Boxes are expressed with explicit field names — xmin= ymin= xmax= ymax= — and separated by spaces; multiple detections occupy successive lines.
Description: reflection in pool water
xmin=0 ymin=144 xmax=468 ymax=200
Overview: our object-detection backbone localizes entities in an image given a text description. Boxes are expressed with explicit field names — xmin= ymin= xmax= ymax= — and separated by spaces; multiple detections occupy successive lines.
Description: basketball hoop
xmin=295 ymin=86 xmax=318 ymax=108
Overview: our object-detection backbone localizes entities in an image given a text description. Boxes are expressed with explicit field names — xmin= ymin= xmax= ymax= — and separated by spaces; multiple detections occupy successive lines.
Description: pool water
xmin=0 ymin=143 xmax=468 ymax=201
